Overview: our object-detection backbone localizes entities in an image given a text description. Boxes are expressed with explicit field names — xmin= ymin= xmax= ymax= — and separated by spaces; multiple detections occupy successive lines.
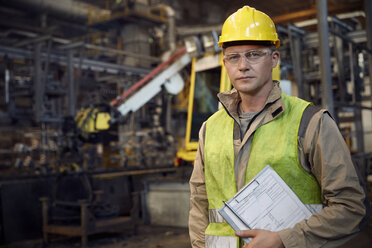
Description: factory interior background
xmin=0 ymin=0 xmax=372 ymax=247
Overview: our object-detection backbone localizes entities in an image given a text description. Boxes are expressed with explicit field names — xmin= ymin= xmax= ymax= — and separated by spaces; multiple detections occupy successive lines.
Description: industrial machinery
xmin=109 ymin=32 xmax=231 ymax=166
xmin=0 ymin=1 xmax=180 ymax=245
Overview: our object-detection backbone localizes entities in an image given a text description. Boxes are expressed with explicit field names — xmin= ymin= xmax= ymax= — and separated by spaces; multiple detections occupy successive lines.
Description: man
xmin=188 ymin=5 xmax=370 ymax=248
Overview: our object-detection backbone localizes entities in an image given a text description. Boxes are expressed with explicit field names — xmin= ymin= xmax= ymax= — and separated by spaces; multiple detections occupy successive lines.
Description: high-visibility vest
xmin=204 ymin=93 xmax=322 ymax=247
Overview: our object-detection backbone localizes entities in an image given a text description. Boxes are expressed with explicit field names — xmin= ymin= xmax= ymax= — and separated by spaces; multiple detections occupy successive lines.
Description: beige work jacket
xmin=189 ymin=82 xmax=369 ymax=248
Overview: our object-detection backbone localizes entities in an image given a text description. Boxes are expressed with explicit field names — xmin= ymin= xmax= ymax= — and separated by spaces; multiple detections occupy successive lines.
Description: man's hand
xmin=236 ymin=229 xmax=284 ymax=248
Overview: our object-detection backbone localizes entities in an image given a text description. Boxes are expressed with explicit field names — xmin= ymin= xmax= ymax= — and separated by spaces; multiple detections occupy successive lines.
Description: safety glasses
xmin=223 ymin=48 xmax=273 ymax=65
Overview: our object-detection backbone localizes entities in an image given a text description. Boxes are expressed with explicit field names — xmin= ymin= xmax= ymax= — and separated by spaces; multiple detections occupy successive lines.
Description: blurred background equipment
xmin=0 ymin=0 xmax=371 ymax=247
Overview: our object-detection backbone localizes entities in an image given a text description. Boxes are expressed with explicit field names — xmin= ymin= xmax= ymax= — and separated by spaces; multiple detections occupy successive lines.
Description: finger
xmin=235 ymin=229 xmax=258 ymax=237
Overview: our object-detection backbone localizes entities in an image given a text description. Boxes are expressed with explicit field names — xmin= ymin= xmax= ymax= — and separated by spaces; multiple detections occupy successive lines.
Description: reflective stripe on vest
xmin=206 ymin=234 xmax=238 ymax=248
xmin=204 ymin=93 xmax=322 ymax=246
xmin=209 ymin=208 xmax=226 ymax=223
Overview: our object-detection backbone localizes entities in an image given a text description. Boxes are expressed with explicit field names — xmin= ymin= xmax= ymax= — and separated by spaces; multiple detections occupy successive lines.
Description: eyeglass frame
xmin=223 ymin=48 xmax=274 ymax=65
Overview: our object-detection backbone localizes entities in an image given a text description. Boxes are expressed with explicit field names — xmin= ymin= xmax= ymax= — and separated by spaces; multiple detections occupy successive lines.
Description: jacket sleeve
xmin=189 ymin=122 xmax=209 ymax=248
xmin=278 ymin=111 xmax=370 ymax=247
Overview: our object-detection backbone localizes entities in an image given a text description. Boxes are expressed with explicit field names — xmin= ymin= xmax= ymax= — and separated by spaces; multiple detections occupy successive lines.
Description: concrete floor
xmin=13 ymin=224 xmax=191 ymax=248
xmin=33 ymin=223 xmax=372 ymax=248
xmin=8 ymin=221 xmax=372 ymax=248
xmin=120 ymin=224 xmax=372 ymax=248
xmin=95 ymin=223 xmax=372 ymax=248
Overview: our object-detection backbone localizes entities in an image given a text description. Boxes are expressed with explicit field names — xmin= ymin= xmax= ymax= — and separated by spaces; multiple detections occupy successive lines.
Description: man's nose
xmin=238 ymin=56 xmax=251 ymax=70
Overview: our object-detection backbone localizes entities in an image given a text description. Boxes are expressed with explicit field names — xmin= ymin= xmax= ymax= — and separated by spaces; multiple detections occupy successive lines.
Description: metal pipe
xmin=349 ymin=43 xmax=365 ymax=153
xmin=33 ymin=43 xmax=42 ymax=122
xmin=164 ymin=5 xmax=176 ymax=52
xmin=5 ymin=69 xmax=9 ymax=104
xmin=365 ymin=0 xmax=372 ymax=115
xmin=0 ymin=44 xmax=151 ymax=75
xmin=85 ymin=44 xmax=161 ymax=62
xmin=288 ymin=25 xmax=305 ymax=99
xmin=316 ymin=0 xmax=335 ymax=116
xmin=168 ymin=9 xmax=176 ymax=52
xmin=333 ymin=24 xmax=346 ymax=103
xmin=14 ymin=35 xmax=51 ymax=48
xmin=152 ymin=4 xmax=176 ymax=52
xmin=58 ymin=42 xmax=161 ymax=62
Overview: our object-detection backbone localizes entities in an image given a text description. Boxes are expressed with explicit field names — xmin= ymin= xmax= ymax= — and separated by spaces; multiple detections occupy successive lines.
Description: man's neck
xmin=239 ymin=82 xmax=274 ymax=113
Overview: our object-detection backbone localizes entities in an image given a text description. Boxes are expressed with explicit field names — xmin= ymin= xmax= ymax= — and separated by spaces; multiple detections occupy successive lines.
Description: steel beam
xmin=316 ymin=0 xmax=335 ymax=116
xmin=349 ymin=44 xmax=365 ymax=153
xmin=14 ymin=34 xmax=51 ymax=48
xmin=288 ymin=25 xmax=306 ymax=99
xmin=67 ymin=50 xmax=75 ymax=117
xmin=332 ymin=23 xmax=347 ymax=103
xmin=57 ymin=42 xmax=161 ymax=63
xmin=0 ymin=45 xmax=150 ymax=75
xmin=33 ymin=43 xmax=42 ymax=122
xmin=5 ymin=69 xmax=9 ymax=104
xmin=272 ymin=3 xmax=363 ymax=24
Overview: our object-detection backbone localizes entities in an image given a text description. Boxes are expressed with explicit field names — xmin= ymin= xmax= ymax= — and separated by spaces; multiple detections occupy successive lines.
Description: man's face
xmin=223 ymin=44 xmax=279 ymax=97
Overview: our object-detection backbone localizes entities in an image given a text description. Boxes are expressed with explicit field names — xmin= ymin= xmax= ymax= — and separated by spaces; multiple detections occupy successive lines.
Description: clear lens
xmin=224 ymin=49 xmax=272 ymax=65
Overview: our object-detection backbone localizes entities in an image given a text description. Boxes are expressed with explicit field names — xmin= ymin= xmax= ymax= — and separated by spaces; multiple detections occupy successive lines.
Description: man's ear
xmin=271 ymin=51 xmax=280 ymax=68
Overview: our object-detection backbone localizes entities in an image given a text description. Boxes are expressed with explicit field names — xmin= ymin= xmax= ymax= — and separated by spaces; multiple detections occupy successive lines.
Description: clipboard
xmin=218 ymin=165 xmax=319 ymax=244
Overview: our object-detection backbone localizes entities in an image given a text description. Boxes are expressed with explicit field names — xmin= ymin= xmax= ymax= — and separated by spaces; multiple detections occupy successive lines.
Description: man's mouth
xmin=237 ymin=76 xmax=255 ymax=80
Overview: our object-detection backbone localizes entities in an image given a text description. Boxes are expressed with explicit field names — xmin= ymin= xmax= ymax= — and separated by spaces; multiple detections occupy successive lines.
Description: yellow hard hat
xmin=218 ymin=6 xmax=280 ymax=48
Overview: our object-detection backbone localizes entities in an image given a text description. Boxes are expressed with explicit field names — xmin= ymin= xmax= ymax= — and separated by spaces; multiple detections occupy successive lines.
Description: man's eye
xmin=227 ymin=55 xmax=240 ymax=61
xmin=247 ymin=51 xmax=262 ymax=58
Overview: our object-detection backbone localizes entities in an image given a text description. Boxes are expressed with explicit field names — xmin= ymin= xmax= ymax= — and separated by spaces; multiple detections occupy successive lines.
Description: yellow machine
xmin=176 ymin=51 xmax=280 ymax=165
xmin=176 ymin=52 xmax=230 ymax=164
xmin=75 ymin=107 xmax=111 ymax=139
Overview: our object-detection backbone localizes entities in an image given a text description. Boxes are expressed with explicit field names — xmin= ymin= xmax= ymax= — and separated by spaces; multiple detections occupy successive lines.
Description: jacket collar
xmin=217 ymin=81 xmax=285 ymax=124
